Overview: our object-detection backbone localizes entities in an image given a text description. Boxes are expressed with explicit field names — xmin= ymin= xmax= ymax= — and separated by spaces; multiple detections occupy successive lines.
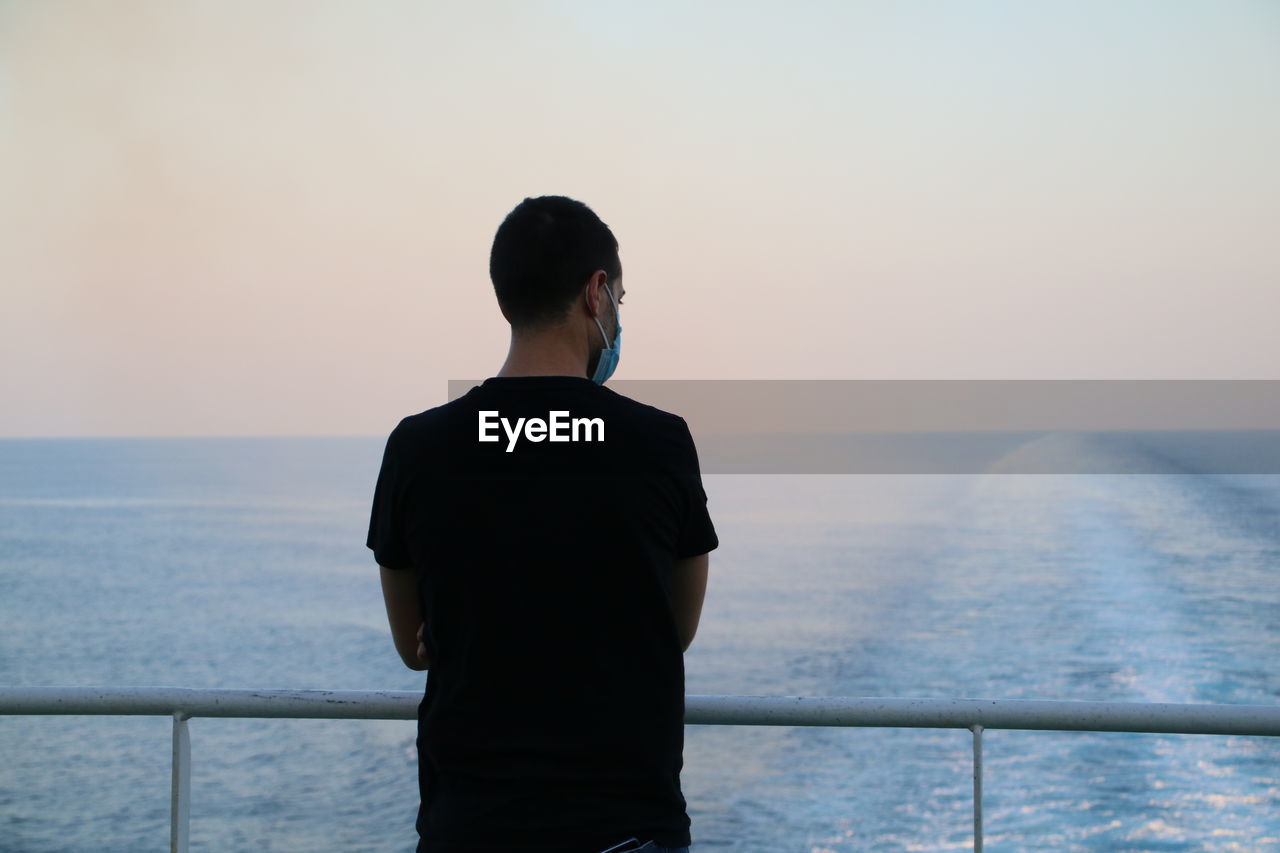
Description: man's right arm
xmin=380 ymin=565 xmax=431 ymax=671
xmin=671 ymin=553 xmax=709 ymax=652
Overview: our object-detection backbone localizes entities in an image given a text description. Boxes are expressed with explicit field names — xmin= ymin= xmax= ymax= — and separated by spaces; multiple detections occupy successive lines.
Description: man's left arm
xmin=380 ymin=565 xmax=431 ymax=671
xmin=369 ymin=422 xmax=430 ymax=671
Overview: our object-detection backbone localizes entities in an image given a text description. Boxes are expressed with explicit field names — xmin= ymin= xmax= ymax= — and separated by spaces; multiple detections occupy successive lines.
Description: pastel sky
xmin=2 ymin=1 xmax=1277 ymax=438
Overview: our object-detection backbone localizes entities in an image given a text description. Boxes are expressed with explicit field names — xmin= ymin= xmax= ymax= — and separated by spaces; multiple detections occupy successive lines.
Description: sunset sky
xmin=2 ymin=1 xmax=1277 ymax=437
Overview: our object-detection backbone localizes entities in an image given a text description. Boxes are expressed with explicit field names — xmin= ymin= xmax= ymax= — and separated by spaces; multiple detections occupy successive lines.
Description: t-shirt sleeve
xmin=366 ymin=421 xmax=414 ymax=571
xmin=673 ymin=416 xmax=719 ymax=558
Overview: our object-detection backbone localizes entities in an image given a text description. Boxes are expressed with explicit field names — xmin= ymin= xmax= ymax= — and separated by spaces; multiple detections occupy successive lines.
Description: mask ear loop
xmin=592 ymin=313 xmax=610 ymax=344
xmin=593 ymin=282 xmax=619 ymax=344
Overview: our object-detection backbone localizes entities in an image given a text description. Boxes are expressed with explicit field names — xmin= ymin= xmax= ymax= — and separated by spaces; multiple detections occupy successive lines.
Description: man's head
xmin=489 ymin=196 xmax=625 ymax=382
xmin=490 ymin=196 xmax=622 ymax=331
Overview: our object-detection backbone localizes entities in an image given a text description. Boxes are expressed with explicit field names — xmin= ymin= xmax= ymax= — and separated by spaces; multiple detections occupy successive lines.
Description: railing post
xmin=971 ymin=724 xmax=983 ymax=853
xmin=171 ymin=711 xmax=191 ymax=853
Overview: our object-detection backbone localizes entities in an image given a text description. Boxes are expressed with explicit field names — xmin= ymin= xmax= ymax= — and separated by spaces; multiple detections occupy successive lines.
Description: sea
xmin=1 ymin=436 xmax=1278 ymax=852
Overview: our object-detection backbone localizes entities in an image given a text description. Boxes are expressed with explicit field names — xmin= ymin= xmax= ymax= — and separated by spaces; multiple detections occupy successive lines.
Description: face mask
xmin=589 ymin=282 xmax=621 ymax=385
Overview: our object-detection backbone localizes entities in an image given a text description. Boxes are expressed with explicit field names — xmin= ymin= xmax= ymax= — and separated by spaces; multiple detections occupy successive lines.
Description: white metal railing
xmin=3 ymin=687 xmax=1279 ymax=853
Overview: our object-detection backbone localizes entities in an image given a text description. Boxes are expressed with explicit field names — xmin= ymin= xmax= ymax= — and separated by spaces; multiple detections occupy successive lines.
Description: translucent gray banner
xmin=447 ymin=380 xmax=1280 ymax=474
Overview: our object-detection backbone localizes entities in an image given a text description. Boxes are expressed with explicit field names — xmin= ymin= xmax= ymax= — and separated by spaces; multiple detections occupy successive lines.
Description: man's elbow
xmin=672 ymin=552 xmax=708 ymax=655
xmin=678 ymin=625 xmax=698 ymax=653
xmin=395 ymin=642 xmax=432 ymax=671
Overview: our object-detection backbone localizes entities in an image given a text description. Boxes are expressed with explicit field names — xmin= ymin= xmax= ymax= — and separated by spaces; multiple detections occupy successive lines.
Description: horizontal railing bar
xmin=0 ymin=688 xmax=416 ymax=720
xmin=683 ymin=695 xmax=1280 ymax=736
xmin=2 ymin=687 xmax=1279 ymax=737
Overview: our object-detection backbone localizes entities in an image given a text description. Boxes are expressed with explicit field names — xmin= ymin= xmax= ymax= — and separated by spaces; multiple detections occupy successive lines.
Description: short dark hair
xmin=489 ymin=196 xmax=622 ymax=328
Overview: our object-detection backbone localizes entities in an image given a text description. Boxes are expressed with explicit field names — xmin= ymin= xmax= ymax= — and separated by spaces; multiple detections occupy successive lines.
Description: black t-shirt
xmin=367 ymin=376 xmax=719 ymax=853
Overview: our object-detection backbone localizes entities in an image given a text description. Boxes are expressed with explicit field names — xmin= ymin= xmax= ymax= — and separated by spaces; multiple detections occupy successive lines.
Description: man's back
xmin=368 ymin=375 xmax=718 ymax=852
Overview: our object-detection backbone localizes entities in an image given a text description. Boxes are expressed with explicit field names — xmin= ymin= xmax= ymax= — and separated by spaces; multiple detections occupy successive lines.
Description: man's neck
xmin=496 ymin=328 xmax=590 ymax=379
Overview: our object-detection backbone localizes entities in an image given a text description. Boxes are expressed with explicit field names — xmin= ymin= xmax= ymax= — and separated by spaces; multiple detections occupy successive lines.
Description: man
xmin=367 ymin=195 xmax=718 ymax=853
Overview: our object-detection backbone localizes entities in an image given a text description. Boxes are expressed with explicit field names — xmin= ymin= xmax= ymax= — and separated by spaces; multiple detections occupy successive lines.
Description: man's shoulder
xmin=390 ymin=390 xmax=480 ymax=435
xmin=383 ymin=410 xmax=437 ymax=447
xmin=379 ymin=396 xmax=474 ymax=464
xmin=597 ymin=386 xmax=689 ymax=434
xmin=595 ymin=388 xmax=701 ymax=469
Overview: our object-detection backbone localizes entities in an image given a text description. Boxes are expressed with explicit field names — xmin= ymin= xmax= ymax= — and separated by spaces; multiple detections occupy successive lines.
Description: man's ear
xmin=584 ymin=270 xmax=610 ymax=318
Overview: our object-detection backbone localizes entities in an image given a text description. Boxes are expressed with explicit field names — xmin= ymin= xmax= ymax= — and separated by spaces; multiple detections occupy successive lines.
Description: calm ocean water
xmin=1 ymin=436 xmax=1278 ymax=852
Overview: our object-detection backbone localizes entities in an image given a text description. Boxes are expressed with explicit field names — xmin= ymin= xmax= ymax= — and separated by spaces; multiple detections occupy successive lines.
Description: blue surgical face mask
xmin=589 ymin=282 xmax=621 ymax=385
